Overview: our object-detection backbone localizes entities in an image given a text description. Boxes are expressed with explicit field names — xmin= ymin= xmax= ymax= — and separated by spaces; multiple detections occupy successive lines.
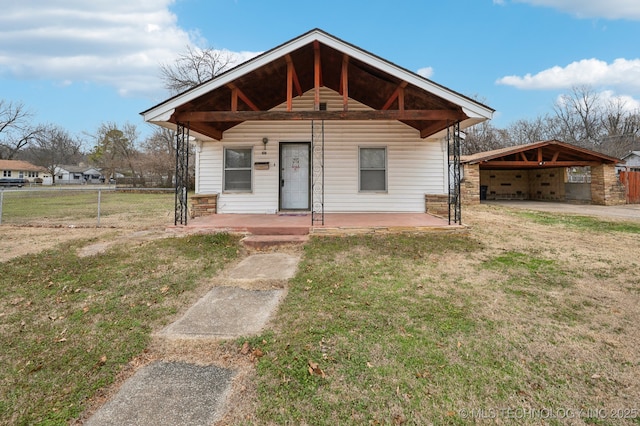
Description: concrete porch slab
xmin=183 ymin=212 xmax=457 ymax=235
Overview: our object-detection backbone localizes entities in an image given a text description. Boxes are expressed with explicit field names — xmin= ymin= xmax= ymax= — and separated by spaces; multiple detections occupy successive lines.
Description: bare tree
xmin=21 ymin=125 xmax=83 ymax=183
xmin=553 ymin=85 xmax=603 ymax=148
xmin=505 ymin=116 xmax=558 ymax=145
xmin=462 ymin=121 xmax=508 ymax=155
xmin=88 ymin=122 xmax=140 ymax=183
xmin=140 ymin=127 xmax=175 ymax=187
xmin=0 ymin=100 xmax=43 ymax=159
xmin=159 ymin=45 xmax=234 ymax=94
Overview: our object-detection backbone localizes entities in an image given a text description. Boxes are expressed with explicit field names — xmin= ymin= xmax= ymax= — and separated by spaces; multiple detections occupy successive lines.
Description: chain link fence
xmin=0 ymin=187 xmax=175 ymax=228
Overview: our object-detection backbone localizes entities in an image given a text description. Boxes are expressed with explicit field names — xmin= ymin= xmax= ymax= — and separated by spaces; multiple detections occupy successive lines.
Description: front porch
xmin=183 ymin=212 xmax=462 ymax=236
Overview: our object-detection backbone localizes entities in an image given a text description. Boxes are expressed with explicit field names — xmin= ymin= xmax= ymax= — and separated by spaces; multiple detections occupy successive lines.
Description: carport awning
xmin=461 ymin=139 xmax=621 ymax=169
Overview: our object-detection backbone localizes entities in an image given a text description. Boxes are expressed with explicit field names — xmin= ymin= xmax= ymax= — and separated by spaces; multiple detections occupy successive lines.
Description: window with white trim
xmin=3 ymin=170 xmax=11 ymax=177
xmin=359 ymin=147 xmax=387 ymax=191
xmin=224 ymin=147 xmax=252 ymax=191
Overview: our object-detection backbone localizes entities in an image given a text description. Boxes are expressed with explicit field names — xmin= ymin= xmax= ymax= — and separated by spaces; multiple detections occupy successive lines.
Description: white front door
xmin=280 ymin=143 xmax=310 ymax=210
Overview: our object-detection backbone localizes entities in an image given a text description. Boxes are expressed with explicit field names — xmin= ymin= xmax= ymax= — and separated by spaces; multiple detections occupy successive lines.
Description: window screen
xmin=224 ymin=148 xmax=252 ymax=191
xmin=359 ymin=147 xmax=386 ymax=191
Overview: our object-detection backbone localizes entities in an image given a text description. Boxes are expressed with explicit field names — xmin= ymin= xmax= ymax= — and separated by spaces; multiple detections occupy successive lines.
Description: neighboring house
xmin=142 ymin=29 xmax=494 ymax=219
xmin=0 ymin=160 xmax=52 ymax=186
xmin=54 ymin=165 xmax=103 ymax=184
xmin=617 ymin=151 xmax=640 ymax=172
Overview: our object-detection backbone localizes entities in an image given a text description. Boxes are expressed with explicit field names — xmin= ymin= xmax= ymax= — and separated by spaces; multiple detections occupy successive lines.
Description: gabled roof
xmin=620 ymin=151 xmax=640 ymax=160
xmin=0 ymin=159 xmax=47 ymax=172
xmin=142 ymin=28 xmax=493 ymax=141
xmin=461 ymin=140 xmax=621 ymax=169
xmin=57 ymin=165 xmax=101 ymax=173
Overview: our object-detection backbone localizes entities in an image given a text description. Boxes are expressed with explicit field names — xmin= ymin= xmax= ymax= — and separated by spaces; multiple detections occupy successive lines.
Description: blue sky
xmin=1 ymin=0 xmax=639 ymax=146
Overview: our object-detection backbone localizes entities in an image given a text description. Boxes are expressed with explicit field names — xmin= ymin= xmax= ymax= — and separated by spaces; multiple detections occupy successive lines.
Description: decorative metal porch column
xmin=175 ymin=122 xmax=190 ymax=225
xmin=311 ymin=119 xmax=325 ymax=225
xmin=447 ymin=121 xmax=462 ymax=225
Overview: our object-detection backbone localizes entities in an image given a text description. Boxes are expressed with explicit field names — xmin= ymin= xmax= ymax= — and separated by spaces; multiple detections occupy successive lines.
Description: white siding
xmin=197 ymin=87 xmax=447 ymax=214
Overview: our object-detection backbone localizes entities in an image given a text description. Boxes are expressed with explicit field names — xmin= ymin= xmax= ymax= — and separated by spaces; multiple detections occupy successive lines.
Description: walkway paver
xmin=86 ymin=252 xmax=301 ymax=425
xmin=85 ymin=362 xmax=234 ymax=426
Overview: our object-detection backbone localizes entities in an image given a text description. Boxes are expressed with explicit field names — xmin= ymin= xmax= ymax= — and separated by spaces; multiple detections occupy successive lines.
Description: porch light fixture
xmin=262 ymin=137 xmax=268 ymax=155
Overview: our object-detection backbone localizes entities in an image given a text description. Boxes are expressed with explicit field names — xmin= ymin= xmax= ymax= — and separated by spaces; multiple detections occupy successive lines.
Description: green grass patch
xmin=483 ymin=251 xmax=572 ymax=289
xmin=0 ymin=190 xmax=174 ymax=226
xmin=248 ymin=234 xmax=536 ymax=425
xmin=0 ymin=233 xmax=239 ymax=425
xmin=512 ymin=211 xmax=640 ymax=234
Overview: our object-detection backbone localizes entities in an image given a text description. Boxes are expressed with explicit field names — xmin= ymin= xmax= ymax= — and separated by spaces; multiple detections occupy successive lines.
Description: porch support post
xmin=175 ymin=122 xmax=190 ymax=225
xmin=447 ymin=121 xmax=462 ymax=224
xmin=311 ymin=120 xmax=325 ymax=225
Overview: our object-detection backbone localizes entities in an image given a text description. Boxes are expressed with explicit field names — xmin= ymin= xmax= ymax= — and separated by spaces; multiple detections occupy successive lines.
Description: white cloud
xmin=513 ymin=0 xmax=640 ymax=20
xmin=0 ymin=1 xmax=260 ymax=98
xmin=496 ymin=58 xmax=640 ymax=92
xmin=416 ymin=67 xmax=434 ymax=78
xmin=598 ymin=90 xmax=640 ymax=111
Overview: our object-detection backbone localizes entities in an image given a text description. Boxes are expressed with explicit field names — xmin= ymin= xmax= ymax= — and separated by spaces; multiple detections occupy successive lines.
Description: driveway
xmin=485 ymin=201 xmax=640 ymax=222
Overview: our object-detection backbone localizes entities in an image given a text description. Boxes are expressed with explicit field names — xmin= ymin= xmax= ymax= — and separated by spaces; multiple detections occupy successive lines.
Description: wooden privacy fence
xmin=620 ymin=170 xmax=640 ymax=204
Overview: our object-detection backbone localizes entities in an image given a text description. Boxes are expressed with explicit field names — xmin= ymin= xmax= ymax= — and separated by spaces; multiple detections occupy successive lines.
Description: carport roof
xmin=461 ymin=139 xmax=621 ymax=169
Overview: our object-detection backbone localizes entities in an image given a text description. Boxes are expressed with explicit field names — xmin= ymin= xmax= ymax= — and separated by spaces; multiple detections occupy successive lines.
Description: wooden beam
xmin=382 ymin=82 xmax=408 ymax=111
xmin=419 ymin=121 xmax=450 ymax=138
xmin=551 ymin=150 xmax=560 ymax=162
xmin=314 ymin=40 xmax=321 ymax=110
xmin=286 ymin=58 xmax=293 ymax=111
xmin=227 ymin=83 xmax=260 ymax=111
xmin=481 ymin=160 xmax=602 ymax=167
xmin=188 ymin=123 xmax=223 ymax=140
xmin=230 ymin=87 xmax=238 ymax=112
xmin=537 ymin=147 xmax=543 ymax=163
xmin=341 ymin=54 xmax=349 ymax=111
xmin=176 ymin=109 xmax=467 ymax=122
xmin=285 ymin=55 xmax=302 ymax=96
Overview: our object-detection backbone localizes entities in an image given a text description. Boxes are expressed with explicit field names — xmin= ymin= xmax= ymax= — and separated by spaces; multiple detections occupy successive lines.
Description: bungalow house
xmin=617 ymin=151 xmax=640 ymax=172
xmin=0 ymin=160 xmax=51 ymax=186
xmin=142 ymin=29 xmax=494 ymax=224
xmin=54 ymin=165 xmax=103 ymax=184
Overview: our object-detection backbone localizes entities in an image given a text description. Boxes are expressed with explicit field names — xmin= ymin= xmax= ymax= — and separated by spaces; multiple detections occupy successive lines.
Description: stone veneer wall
xmin=591 ymin=164 xmax=626 ymax=205
xmin=189 ymin=193 xmax=219 ymax=218
xmin=461 ymin=164 xmax=480 ymax=205
xmin=425 ymin=194 xmax=449 ymax=217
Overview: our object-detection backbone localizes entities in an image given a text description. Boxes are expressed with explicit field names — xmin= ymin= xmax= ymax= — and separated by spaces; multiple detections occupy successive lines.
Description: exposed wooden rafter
xmin=285 ymin=55 xmax=303 ymax=111
xmin=314 ymin=40 xmax=322 ymax=110
xmin=340 ymin=54 xmax=349 ymax=111
xmin=382 ymin=82 xmax=408 ymax=111
xmin=227 ymin=83 xmax=260 ymax=111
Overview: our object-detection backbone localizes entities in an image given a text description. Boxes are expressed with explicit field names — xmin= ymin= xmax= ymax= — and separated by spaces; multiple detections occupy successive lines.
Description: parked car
xmin=0 ymin=178 xmax=26 ymax=187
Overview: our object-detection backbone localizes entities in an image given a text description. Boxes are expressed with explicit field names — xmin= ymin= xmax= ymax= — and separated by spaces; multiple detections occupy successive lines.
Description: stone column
xmin=189 ymin=193 xmax=219 ymax=218
xmin=461 ymin=163 xmax=480 ymax=205
xmin=590 ymin=164 xmax=626 ymax=205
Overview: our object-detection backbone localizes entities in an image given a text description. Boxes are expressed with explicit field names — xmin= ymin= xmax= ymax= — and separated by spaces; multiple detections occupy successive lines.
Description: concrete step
xmin=246 ymin=226 xmax=309 ymax=236
xmin=241 ymin=234 xmax=310 ymax=249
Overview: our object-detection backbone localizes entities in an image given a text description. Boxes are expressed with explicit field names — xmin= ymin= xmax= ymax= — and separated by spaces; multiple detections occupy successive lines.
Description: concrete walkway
xmin=86 ymin=252 xmax=301 ymax=425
